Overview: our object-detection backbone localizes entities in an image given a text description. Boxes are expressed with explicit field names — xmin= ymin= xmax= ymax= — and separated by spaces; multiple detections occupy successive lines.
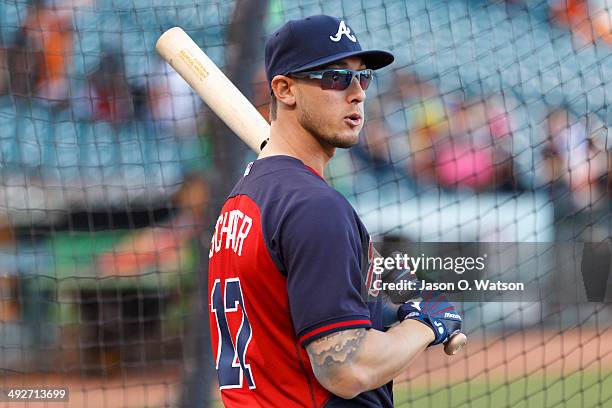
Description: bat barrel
xmin=156 ymin=27 xmax=270 ymax=153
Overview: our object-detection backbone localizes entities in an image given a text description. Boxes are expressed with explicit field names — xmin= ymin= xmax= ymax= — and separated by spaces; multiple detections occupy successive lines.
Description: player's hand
xmin=397 ymin=291 xmax=462 ymax=346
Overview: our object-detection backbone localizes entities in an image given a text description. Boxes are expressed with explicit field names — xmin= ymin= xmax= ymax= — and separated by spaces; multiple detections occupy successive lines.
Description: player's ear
xmin=271 ymin=75 xmax=296 ymax=108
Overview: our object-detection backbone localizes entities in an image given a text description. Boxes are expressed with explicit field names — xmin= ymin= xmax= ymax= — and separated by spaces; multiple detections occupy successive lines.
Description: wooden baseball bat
xmin=156 ymin=27 xmax=270 ymax=153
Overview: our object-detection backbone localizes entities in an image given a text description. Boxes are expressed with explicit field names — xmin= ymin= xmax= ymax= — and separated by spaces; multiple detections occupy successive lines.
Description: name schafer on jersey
xmin=209 ymin=210 xmax=253 ymax=258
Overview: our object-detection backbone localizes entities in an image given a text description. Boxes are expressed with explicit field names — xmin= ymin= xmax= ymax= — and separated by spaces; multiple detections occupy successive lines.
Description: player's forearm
xmin=351 ymin=319 xmax=435 ymax=390
xmin=306 ymin=319 xmax=434 ymax=399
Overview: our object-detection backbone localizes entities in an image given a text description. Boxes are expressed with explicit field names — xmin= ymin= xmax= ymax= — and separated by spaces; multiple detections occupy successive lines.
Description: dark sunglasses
xmin=290 ymin=68 xmax=374 ymax=90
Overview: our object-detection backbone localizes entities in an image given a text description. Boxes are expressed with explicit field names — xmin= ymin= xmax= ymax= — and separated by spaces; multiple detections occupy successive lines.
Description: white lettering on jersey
xmin=209 ymin=209 xmax=253 ymax=258
xmin=329 ymin=20 xmax=357 ymax=42
xmin=220 ymin=210 xmax=236 ymax=250
xmin=235 ymin=215 xmax=252 ymax=256
xmin=215 ymin=213 xmax=227 ymax=254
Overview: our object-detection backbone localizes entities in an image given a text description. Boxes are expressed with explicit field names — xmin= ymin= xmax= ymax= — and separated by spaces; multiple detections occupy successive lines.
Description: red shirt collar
xmin=304 ymin=164 xmax=324 ymax=179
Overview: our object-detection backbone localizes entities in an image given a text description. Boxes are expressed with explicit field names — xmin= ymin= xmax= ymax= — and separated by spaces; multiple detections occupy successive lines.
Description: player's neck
xmin=261 ymin=119 xmax=334 ymax=176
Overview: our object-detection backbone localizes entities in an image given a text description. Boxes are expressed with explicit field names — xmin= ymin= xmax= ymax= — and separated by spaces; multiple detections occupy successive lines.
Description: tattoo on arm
xmin=306 ymin=328 xmax=366 ymax=383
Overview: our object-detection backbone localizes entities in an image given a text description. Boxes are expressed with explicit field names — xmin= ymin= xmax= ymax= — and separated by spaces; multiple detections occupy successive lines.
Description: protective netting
xmin=0 ymin=0 xmax=611 ymax=407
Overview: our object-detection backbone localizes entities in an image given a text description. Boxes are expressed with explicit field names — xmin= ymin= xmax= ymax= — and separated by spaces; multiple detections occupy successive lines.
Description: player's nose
xmin=346 ymin=77 xmax=366 ymax=104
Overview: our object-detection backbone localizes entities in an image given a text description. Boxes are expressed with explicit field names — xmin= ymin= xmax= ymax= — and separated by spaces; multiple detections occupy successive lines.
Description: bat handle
xmin=444 ymin=332 xmax=467 ymax=356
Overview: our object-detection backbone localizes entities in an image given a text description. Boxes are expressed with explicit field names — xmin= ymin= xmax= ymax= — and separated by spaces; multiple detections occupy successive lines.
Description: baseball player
xmin=208 ymin=15 xmax=462 ymax=407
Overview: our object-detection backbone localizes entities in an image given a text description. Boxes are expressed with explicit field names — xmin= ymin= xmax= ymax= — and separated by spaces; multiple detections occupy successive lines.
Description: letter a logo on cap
xmin=329 ymin=20 xmax=357 ymax=42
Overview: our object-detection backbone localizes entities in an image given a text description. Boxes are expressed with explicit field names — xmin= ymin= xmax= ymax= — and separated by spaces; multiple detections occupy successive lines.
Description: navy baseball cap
xmin=265 ymin=15 xmax=394 ymax=88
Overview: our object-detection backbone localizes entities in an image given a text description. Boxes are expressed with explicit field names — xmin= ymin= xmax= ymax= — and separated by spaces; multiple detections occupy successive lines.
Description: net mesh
xmin=1 ymin=0 xmax=611 ymax=407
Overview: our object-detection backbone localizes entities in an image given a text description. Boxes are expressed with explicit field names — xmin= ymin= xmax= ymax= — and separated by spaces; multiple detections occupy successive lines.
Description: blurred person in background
xmin=550 ymin=0 xmax=612 ymax=45
xmin=543 ymin=108 xmax=608 ymax=210
xmin=381 ymin=71 xmax=515 ymax=192
xmin=359 ymin=73 xmax=517 ymax=192
xmin=351 ymin=95 xmax=399 ymax=181
xmin=0 ymin=20 xmax=42 ymax=98
xmin=434 ymin=96 xmax=515 ymax=191
xmin=148 ymin=58 xmax=202 ymax=137
xmin=391 ymin=72 xmax=450 ymax=186
xmin=588 ymin=0 xmax=612 ymax=43
xmin=20 ymin=0 xmax=73 ymax=104
xmin=359 ymin=71 xmax=451 ymax=188
xmin=86 ymin=53 xmax=134 ymax=123
xmin=550 ymin=0 xmax=591 ymax=42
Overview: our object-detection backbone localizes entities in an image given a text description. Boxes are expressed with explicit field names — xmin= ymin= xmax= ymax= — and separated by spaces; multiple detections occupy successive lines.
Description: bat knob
xmin=444 ymin=332 xmax=467 ymax=356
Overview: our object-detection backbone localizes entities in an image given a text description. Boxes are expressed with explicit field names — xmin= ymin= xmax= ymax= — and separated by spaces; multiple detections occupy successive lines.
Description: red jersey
xmin=208 ymin=156 xmax=392 ymax=407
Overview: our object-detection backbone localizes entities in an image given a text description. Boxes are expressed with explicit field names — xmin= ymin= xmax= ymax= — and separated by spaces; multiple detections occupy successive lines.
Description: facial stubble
xmin=297 ymin=94 xmax=361 ymax=149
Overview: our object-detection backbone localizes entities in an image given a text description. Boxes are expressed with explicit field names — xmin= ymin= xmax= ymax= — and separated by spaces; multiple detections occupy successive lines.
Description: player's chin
xmin=334 ymin=124 xmax=362 ymax=148
xmin=331 ymin=130 xmax=360 ymax=148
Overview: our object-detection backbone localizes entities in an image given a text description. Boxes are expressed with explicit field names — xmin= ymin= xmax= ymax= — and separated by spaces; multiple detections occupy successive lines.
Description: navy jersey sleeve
xmin=280 ymin=189 xmax=371 ymax=347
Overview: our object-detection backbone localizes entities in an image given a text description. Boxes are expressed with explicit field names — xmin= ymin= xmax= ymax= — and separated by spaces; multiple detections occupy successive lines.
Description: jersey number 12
xmin=210 ymin=278 xmax=256 ymax=389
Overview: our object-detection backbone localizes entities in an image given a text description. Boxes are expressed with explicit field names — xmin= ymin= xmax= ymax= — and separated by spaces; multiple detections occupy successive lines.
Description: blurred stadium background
xmin=1 ymin=0 xmax=612 ymax=406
